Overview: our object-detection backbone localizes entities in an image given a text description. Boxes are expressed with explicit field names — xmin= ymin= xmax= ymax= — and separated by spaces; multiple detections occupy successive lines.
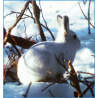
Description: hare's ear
xmin=57 ymin=15 xmax=63 ymax=29
xmin=62 ymin=16 xmax=69 ymax=33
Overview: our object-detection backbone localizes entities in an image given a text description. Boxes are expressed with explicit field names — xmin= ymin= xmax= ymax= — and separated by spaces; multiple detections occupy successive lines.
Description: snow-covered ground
xmin=4 ymin=82 xmax=94 ymax=97
xmin=3 ymin=1 xmax=95 ymax=97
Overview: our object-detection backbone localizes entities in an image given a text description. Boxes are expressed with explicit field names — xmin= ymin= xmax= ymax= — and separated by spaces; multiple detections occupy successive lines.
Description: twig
xmin=4 ymin=1 xmax=31 ymax=45
xmin=74 ymin=91 xmax=79 ymax=97
xmin=7 ymin=11 xmax=33 ymax=19
xmin=41 ymin=83 xmax=55 ymax=92
xmin=83 ymin=0 xmax=87 ymax=5
xmin=4 ymin=28 xmax=6 ymax=39
xmin=82 ymin=76 xmax=94 ymax=79
xmin=21 ymin=16 xmax=29 ymax=19
xmin=49 ymin=89 xmax=55 ymax=97
xmin=79 ymin=80 xmax=93 ymax=84
xmin=39 ymin=0 xmax=55 ymax=40
xmin=17 ymin=19 xmax=24 ymax=30
xmin=39 ymin=0 xmax=47 ymax=27
xmin=54 ymin=53 xmax=69 ymax=72
xmin=77 ymin=71 xmax=94 ymax=76
xmin=47 ymin=71 xmax=57 ymax=79
xmin=23 ymin=81 xmax=32 ymax=97
xmin=23 ymin=19 xmax=28 ymax=38
xmin=88 ymin=0 xmax=91 ymax=34
xmin=91 ymin=55 xmax=95 ymax=57
xmin=78 ymin=2 xmax=95 ymax=29
xmin=77 ymin=72 xmax=94 ymax=97
xmin=12 ymin=44 xmax=21 ymax=57
xmin=80 ymin=80 xmax=94 ymax=97
xmin=27 ymin=6 xmax=34 ymax=19
xmin=90 ymin=83 xmax=94 ymax=97
xmin=4 ymin=61 xmax=17 ymax=71
xmin=42 ymin=71 xmax=66 ymax=92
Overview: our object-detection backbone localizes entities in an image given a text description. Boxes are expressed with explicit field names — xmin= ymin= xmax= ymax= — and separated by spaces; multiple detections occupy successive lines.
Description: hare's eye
xmin=73 ymin=35 xmax=76 ymax=39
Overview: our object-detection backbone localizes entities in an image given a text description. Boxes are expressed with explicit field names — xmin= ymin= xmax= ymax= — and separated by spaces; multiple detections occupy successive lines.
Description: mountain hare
xmin=17 ymin=15 xmax=80 ymax=84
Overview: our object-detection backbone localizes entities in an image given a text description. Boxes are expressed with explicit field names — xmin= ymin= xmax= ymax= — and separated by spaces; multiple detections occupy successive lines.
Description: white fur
xmin=17 ymin=15 xmax=80 ymax=84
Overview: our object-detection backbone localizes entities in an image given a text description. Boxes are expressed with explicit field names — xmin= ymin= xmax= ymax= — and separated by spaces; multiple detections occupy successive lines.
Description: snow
xmin=4 ymin=82 xmax=94 ymax=97
xmin=4 ymin=82 xmax=75 ymax=97
xmin=3 ymin=0 xmax=95 ymax=97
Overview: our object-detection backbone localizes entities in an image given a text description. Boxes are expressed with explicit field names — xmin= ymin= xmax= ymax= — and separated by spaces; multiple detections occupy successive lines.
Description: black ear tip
xmin=63 ymin=15 xmax=69 ymax=19
xmin=57 ymin=15 xmax=62 ymax=19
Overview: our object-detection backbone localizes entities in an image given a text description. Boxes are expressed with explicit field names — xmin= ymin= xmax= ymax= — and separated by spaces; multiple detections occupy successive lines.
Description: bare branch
xmin=54 ymin=53 xmax=69 ymax=72
xmin=65 ymin=60 xmax=82 ymax=97
xmin=5 ymin=30 xmax=21 ymax=57
xmin=78 ymin=2 xmax=95 ymax=29
xmin=4 ymin=61 xmax=21 ymax=84
xmin=23 ymin=19 xmax=28 ymax=38
xmin=5 ymin=11 xmax=55 ymax=40
xmin=39 ymin=0 xmax=55 ymax=41
xmin=88 ymin=0 xmax=91 ymax=34
xmin=23 ymin=81 xmax=32 ymax=97
xmin=91 ymin=54 xmax=95 ymax=57
xmin=47 ymin=71 xmax=57 ymax=78
xmin=80 ymin=80 xmax=94 ymax=97
xmin=21 ymin=16 xmax=29 ymax=19
xmin=41 ymin=83 xmax=55 ymax=92
xmin=4 ymin=1 xmax=31 ymax=45
xmin=77 ymin=71 xmax=94 ymax=76
xmin=82 ymin=76 xmax=94 ymax=79
xmin=31 ymin=1 xmax=46 ymax=41
xmin=79 ymin=80 xmax=93 ymax=84
xmin=12 ymin=44 xmax=21 ymax=57
xmin=39 ymin=0 xmax=48 ymax=27
xmin=4 ymin=28 xmax=37 ymax=49
xmin=27 ymin=6 xmax=33 ymax=18
xmin=49 ymin=89 xmax=55 ymax=97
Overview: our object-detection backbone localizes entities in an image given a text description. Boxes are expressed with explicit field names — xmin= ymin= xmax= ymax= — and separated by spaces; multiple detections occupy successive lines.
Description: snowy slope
xmin=4 ymin=1 xmax=95 ymax=97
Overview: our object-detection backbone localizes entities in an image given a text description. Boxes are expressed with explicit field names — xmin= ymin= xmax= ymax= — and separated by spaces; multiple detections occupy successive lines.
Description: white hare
xmin=17 ymin=15 xmax=80 ymax=84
